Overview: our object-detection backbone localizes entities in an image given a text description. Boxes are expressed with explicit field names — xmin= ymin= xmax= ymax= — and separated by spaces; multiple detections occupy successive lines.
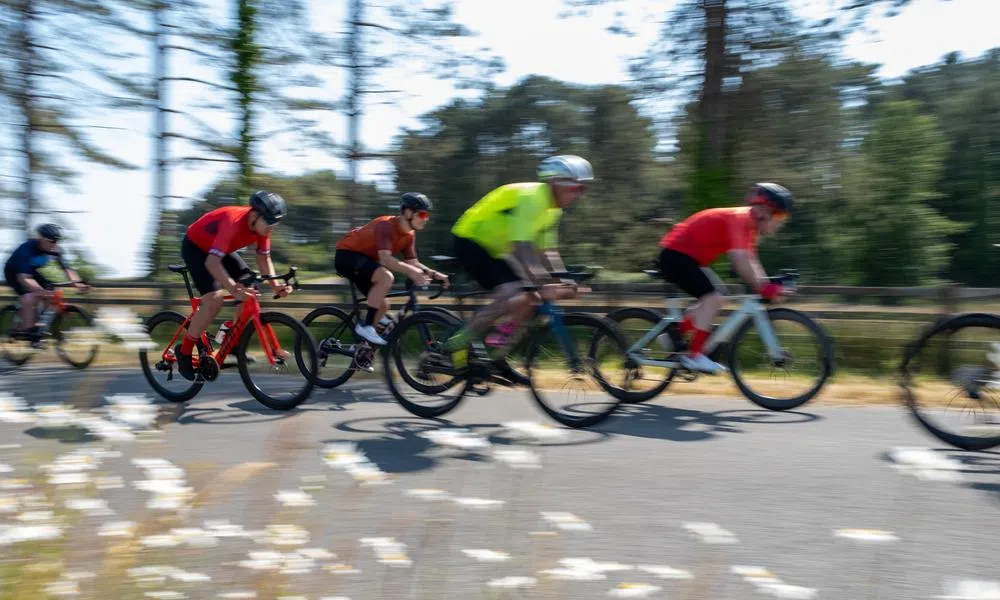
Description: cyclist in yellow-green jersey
xmin=444 ymin=155 xmax=594 ymax=371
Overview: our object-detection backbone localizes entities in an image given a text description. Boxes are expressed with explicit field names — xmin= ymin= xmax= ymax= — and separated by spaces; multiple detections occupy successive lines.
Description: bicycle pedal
xmin=470 ymin=382 xmax=492 ymax=396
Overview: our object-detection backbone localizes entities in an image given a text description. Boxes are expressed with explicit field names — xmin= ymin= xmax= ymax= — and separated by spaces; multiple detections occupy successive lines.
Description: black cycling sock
xmin=364 ymin=306 xmax=377 ymax=327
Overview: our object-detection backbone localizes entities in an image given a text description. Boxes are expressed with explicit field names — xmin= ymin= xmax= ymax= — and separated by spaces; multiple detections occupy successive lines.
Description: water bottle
xmin=38 ymin=307 xmax=57 ymax=331
xmin=214 ymin=320 xmax=233 ymax=345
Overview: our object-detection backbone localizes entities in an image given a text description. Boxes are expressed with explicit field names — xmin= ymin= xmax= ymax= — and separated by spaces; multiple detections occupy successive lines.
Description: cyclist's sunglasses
xmin=415 ymin=210 xmax=430 ymax=219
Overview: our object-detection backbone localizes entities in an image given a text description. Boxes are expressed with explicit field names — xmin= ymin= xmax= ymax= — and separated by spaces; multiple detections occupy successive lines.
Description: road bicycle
xmin=139 ymin=264 xmax=318 ymax=411
xmin=383 ymin=269 xmax=631 ymax=428
xmin=602 ymin=268 xmax=835 ymax=410
xmin=301 ymin=277 xmax=454 ymax=388
xmin=0 ymin=281 xmax=99 ymax=369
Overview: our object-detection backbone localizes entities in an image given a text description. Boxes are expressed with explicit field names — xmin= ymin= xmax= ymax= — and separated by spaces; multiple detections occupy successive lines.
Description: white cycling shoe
xmin=679 ymin=352 xmax=727 ymax=374
xmin=354 ymin=324 xmax=387 ymax=345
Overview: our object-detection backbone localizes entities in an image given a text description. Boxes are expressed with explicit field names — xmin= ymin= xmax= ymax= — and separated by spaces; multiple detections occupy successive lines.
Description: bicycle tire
xmin=901 ymin=312 xmax=1000 ymax=451
xmin=301 ymin=305 xmax=359 ymax=389
xmin=383 ymin=310 xmax=469 ymax=418
xmin=237 ymin=311 xmax=318 ymax=411
xmin=54 ymin=305 xmax=99 ymax=369
xmin=602 ymin=307 xmax=677 ymax=403
xmin=139 ymin=311 xmax=204 ymax=403
xmin=524 ymin=312 xmax=629 ymax=428
xmin=0 ymin=305 xmax=34 ymax=366
xmin=728 ymin=307 xmax=834 ymax=411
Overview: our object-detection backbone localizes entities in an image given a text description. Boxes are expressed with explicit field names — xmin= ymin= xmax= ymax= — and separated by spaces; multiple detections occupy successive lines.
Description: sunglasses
xmin=415 ymin=210 xmax=430 ymax=219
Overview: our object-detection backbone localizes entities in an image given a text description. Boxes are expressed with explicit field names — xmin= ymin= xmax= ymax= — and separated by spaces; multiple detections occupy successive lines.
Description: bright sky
xmin=1 ymin=0 xmax=994 ymax=279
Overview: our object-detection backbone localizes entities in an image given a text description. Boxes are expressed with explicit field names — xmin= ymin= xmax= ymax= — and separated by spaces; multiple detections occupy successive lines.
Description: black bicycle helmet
xmin=37 ymin=223 xmax=63 ymax=242
xmin=400 ymin=192 xmax=432 ymax=212
xmin=749 ymin=182 xmax=794 ymax=214
xmin=249 ymin=190 xmax=287 ymax=225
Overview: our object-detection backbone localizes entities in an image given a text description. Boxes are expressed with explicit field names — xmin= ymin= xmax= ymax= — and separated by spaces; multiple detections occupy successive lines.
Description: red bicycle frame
xmin=159 ymin=290 xmax=285 ymax=369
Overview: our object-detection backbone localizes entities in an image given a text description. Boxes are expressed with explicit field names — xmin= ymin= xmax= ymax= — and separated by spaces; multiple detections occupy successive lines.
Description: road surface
xmin=0 ymin=365 xmax=997 ymax=599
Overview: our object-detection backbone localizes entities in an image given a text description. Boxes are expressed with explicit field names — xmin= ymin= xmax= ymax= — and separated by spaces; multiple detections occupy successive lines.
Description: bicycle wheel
xmin=728 ymin=307 xmax=834 ymax=411
xmin=53 ymin=306 xmax=100 ymax=369
xmin=301 ymin=305 xmax=359 ymax=389
xmin=602 ymin=307 xmax=676 ymax=403
xmin=237 ymin=311 xmax=318 ymax=411
xmin=139 ymin=311 xmax=204 ymax=403
xmin=524 ymin=313 xmax=629 ymax=428
xmin=383 ymin=310 xmax=470 ymax=418
xmin=901 ymin=312 xmax=1000 ymax=450
xmin=0 ymin=305 xmax=35 ymax=366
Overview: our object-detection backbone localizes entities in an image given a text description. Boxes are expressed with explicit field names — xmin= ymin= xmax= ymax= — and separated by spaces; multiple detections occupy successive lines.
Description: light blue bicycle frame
xmin=625 ymin=294 xmax=785 ymax=369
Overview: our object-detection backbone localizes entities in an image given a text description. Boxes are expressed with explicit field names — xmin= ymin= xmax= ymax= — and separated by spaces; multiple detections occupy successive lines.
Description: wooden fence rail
xmin=2 ymin=279 xmax=999 ymax=322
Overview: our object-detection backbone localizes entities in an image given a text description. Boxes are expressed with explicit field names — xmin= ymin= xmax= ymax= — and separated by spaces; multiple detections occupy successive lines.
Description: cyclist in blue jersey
xmin=3 ymin=224 xmax=88 ymax=337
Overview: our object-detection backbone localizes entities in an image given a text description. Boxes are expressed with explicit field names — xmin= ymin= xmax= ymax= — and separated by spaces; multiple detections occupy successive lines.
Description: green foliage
xmin=392 ymin=75 xmax=678 ymax=272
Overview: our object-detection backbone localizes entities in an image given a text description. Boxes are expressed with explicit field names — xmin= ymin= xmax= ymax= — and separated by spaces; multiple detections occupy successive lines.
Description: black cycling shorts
xmin=181 ymin=235 xmax=251 ymax=296
xmin=334 ymin=249 xmax=382 ymax=296
xmin=453 ymin=235 xmax=520 ymax=291
xmin=658 ymin=247 xmax=717 ymax=299
xmin=3 ymin=266 xmax=50 ymax=297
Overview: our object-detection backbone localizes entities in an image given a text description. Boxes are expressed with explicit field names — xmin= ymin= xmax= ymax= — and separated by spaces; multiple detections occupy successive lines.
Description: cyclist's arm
xmin=16 ymin=272 xmax=46 ymax=293
xmin=403 ymin=258 xmax=446 ymax=281
xmin=375 ymin=223 xmax=423 ymax=280
xmin=727 ymin=249 xmax=767 ymax=293
xmin=510 ymin=192 xmax=557 ymax=285
xmin=540 ymin=249 xmax=566 ymax=274
xmin=511 ymin=242 xmax=554 ymax=285
xmin=205 ymin=221 xmax=241 ymax=294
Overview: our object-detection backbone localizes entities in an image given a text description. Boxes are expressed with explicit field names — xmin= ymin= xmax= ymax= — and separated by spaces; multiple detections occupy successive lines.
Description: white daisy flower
xmin=171 ymin=528 xmax=218 ymax=548
xmin=0 ymin=524 xmax=62 ymax=545
xmin=405 ymin=488 xmax=450 ymax=501
xmin=502 ymin=420 xmax=570 ymax=442
xmin=217 ymin=592 xmax=257 ymax=599
xmin=140 ymin=534 xmax=180 ymax=548
xmin=297 ymin=548 xmax=336 ymax=560
xmin=937 ymin=579 xmax=1000 ymax=599
xmin=682 ymin=522 xmax=738 ymax=544
xmin=731 ymin=565 xmax=781 ymax=584
xmin=834 ymin=529 xmax=898 ymax=543
xmin=493 ymin=448 xmax=541 ymax=469
xmin=45 ymin=579 xmax=80 ymax=597
xmin=462 ymin=549 xmax=511 ymax=562
xmin=65 ymin=497 xmax=114 ymax=517
xmin=639 ymin=565 xmax=693 ymax=579
xmin=454 ymin=497 xmax=505 ymax=509
xmin=49 ymin=472 xmax=89 ymax=487
xmin=487 ymin=576 xmax=536 ymax=588
xmin=144 ymin=592 xmax=186 ymax=600
xmin=275 ymin=490 xmax=315 ymax=507
xmin=421 ymin=428 xmax=491 ymax=451
xmin=98 ymin=521 xmax=136 ymax=537
xmin=758 ymin=583 xmax=818 ymax=599
xmin=608 ymin=582 xmax=662 ymax=598
xmin=96 ymin=475 xmax=125 ymax=490
xmin=539 ymin=568 xmax=606 ymax=581
xmin=541 ymin=512 xmax=592 ymax=531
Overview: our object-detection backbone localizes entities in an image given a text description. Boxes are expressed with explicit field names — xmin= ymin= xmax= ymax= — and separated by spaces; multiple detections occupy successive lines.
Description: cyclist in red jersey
xmin=657 ymin=183 xmax=795 ymax=374
xmin=334 ymin=192 xmax=448 ymax=346
xmin=175 ymin=190 xmax=292 ymax=380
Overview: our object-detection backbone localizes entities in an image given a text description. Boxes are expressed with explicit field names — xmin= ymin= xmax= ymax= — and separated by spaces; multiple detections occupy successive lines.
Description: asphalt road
xmin=1 ymin=364 xmax=999 ymax=599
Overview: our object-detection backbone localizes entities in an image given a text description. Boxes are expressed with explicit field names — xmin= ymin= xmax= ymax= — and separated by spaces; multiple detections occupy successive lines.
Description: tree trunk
xmin=150 ymin=0 xmax=171 ymax=278
xmin=346 ymin=0 xmax=363 ymax=229
xmin=16 ymin=0 xmax=38 ymax=235
xmin=700 ymin=0 xmax=728 ymax=165
xmin=233 ymin=0 xmax=258 ymax=201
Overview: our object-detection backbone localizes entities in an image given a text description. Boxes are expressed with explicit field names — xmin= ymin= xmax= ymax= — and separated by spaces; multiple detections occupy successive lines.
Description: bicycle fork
xmin=538 ymin=301 xmax=584 ymax=373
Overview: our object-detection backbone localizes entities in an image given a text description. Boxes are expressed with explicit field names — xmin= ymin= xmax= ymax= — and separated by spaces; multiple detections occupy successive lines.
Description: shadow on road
xmin=323 ymin=413 xmax=613 ymax=475
xmin=595 ymin=401 xmax=823 ymax=442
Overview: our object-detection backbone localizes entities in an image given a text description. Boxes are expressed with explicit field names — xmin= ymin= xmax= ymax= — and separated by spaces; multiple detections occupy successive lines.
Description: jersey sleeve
xmin=402 ymin=235 xmax=417 ymax=260
xmin=510 ymin=189 xmax=546 ymax=244
xmin=208 ymin=216 xmax=237 ymax=257
xmin=374 ymin=220 xmax=395 ymax=255
xmin=536 ymin=210 xmax=560 ymax=250
xmin=727 ymin=213 xmax=754 ymax=253
xmin=54 ymin=251 xmax=70 ymax=271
